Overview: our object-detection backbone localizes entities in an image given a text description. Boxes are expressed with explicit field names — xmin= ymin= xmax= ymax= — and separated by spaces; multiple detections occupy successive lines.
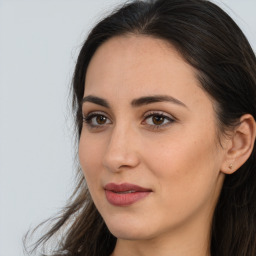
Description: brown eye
xmin=96 ymin=115 xmax=107 ymax=124
xmin=152 ymin=115 xmax=165 ymax=125
xmin=83 ymin=113 xmax=111 ymax=128
xmin=143 ymin=112 xmax=175 ymax=128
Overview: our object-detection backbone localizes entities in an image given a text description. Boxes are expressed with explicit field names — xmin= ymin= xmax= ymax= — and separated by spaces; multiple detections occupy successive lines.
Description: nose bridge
xmin=102 ymin=121 xmax=140 ymax=171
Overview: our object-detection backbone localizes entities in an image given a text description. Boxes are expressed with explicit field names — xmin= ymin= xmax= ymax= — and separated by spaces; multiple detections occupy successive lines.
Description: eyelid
xmin=82 ymin=110 xmax=111 ymax=119
xmin=82 ymin=110 xmax=176 ymax=131
xmin=82 ymin=111 xmax=112 ymax=128
xmin=141 ymin=110 xmax=176 ymax=130
xmin=142 ymin=110 xmax=176 ymax=121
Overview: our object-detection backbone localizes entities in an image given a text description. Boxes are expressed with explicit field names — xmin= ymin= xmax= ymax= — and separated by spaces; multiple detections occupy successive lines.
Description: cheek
xmin=78 ymin=133 xmax=110 ymax=215
xmin=78 ymin=133 xmax=106 ymax=187
xmin=143 ymin=126 xmax=221 ymax=207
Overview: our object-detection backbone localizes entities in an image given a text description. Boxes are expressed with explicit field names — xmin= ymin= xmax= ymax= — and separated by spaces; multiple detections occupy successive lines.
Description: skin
xmin=79 ymin=35 xmax=230 ymax=256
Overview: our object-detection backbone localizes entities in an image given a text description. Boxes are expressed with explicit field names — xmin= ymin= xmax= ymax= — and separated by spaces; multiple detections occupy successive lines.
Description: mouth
xmin=115 ymin=190 xmax=136 ymax=194
xmin=104 ymin=183 xmax=152 ymax=206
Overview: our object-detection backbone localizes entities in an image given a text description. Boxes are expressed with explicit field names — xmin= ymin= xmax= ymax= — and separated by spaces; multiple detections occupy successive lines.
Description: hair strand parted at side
xmin=24 ymin=0 xmax=256 ymax=255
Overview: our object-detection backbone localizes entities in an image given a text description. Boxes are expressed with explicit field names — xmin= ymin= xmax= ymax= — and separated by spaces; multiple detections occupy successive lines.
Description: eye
xmin=83 ymin=112 xmax=111 ymax=128
xmin=142 ymin=112 xmax=175 ymax=129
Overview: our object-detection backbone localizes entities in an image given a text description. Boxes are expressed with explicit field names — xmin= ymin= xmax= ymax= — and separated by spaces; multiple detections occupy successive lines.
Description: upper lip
xmin=104 ymin=183 xmax=152 ymax=192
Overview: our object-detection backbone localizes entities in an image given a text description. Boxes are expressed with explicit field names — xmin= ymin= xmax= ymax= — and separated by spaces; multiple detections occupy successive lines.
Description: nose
xmin=102 ymin=124 xmax=140 ymax=172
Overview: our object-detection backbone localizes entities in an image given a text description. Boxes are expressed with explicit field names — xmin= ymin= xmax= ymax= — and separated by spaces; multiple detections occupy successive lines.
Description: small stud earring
xmin=228 ymin=163 xmax=233 ymax=169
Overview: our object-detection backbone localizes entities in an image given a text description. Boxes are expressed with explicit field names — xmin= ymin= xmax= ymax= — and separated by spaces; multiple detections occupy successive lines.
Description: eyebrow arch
xmin=82 ymin=94 xmax=187 ymax=109
xmin=82 ymin=95 xmax=110 ymax=108
xmin=131 ymin=95 xmax=187 ymax=108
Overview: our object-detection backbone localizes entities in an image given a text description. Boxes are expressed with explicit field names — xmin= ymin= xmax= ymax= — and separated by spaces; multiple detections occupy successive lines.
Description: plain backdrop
xmin=0 ymin=1 xmax=255 ymax=256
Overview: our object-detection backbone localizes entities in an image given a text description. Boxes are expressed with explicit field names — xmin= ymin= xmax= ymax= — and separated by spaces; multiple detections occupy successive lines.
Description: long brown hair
xmin=25 ymin=0 xmax=256 ymax=255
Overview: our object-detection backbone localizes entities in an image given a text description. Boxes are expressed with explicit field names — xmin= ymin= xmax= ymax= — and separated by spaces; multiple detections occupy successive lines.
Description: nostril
xmin=102 ymin=147 xmax=140 ymax=172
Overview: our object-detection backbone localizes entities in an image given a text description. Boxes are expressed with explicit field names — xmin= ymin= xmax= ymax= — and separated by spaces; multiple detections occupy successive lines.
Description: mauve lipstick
xmin=104 ymin=183 xmax=152 ymax=206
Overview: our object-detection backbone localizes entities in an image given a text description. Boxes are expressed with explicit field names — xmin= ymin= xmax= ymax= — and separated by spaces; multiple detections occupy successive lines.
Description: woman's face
xmin=79 ymin=35 xmax=227 ymax=241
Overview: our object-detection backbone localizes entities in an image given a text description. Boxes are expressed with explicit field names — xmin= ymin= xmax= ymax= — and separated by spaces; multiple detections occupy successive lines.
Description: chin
xmin=109 ymin=227 xmax=150 ymax=241
xmin=105 ymin=217 xmax=152 ymax=240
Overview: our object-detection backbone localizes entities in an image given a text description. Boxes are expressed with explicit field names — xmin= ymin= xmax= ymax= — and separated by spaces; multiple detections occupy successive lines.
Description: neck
xmin=112 ymin=234 xmax=210 ymax=256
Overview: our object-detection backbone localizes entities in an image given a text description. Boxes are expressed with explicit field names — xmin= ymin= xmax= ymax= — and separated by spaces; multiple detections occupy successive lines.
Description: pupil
xmin=153 ymin=116 xmax=164 ymax=125
xmin=97 ymin=115 xmax=106 ymax=124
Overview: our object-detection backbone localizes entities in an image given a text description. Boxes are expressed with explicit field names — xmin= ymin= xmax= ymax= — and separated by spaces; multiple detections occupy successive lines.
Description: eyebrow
xmin=82 ymin=95 xmax=110 ymax=108
xmin=131 ymin=95 xmax=187 ymax=108
xmin=82 ymin=95 xmax=187 ymax=108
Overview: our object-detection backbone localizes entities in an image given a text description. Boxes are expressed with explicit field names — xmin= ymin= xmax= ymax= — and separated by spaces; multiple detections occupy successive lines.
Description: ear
xmin=221 ymin=114 xmax=256 ymax=174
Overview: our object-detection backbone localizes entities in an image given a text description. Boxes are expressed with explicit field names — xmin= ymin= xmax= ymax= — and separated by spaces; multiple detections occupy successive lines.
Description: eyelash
xmin=142 ymin=111 xmax=175 ymax=130
xmin=82 ymin=111 xmax=175 ymax=130
xmin=83 ymin=111 xmax=111 ymax=129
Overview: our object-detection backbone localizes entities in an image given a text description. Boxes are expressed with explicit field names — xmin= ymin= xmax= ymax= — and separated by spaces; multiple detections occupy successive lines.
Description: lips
xmin=104 ymin=183 xmax=152 ymax=206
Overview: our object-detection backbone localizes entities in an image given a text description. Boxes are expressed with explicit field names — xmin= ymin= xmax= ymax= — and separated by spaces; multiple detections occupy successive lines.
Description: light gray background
xmin=0 ymin=1 xmax=255 ymax=256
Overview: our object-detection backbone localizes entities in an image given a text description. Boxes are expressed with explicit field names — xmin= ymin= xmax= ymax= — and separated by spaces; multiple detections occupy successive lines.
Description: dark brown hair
xmin=25 ymin=0 xmax=256 ymax=255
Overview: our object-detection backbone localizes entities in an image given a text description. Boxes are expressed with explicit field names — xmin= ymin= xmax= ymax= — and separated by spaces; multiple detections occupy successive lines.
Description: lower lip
xmin=105 ymin=190 xmax=151 ymax=206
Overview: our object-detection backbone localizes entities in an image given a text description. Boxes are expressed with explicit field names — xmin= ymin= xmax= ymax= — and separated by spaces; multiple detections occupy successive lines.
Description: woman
xmin=26 ymin=0 xmax=256 ymax=255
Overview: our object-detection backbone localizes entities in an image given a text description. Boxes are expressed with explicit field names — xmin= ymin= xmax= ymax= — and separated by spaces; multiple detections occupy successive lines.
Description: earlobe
xmin=221 ymin=114 xmax=256 ymax=174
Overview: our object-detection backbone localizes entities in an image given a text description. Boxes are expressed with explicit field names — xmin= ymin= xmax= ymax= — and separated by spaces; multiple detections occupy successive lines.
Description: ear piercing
xmin=228 ymin=163 xmax=233 ymax=169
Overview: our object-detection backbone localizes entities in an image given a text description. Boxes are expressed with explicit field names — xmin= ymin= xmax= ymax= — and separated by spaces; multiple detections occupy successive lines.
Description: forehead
xmin=84 ymin=35 xmax=210 ymax=109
